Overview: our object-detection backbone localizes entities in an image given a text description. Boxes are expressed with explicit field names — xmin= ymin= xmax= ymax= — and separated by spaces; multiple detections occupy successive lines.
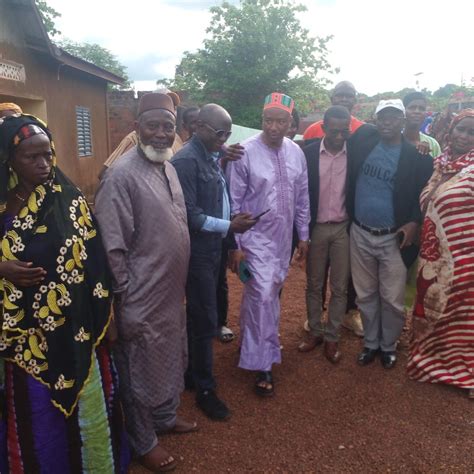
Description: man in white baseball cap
xmin=345 ymin=99 xmax=433 ymax=370
xmin=375 ymin=98 xmax=406 ymax=115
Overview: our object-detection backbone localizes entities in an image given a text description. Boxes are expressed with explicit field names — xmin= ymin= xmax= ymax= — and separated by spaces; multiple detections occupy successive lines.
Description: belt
xmin=354 ymin=219 xmax=397 ymax=236
xmin=318 ymin=220 xmax=347 ymax=225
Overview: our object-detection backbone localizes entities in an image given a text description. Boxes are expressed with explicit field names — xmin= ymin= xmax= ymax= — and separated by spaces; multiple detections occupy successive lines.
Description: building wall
xmin=0 ymin=9 xmax=110 ymax=201
xmin=108 ymin=91 xmax=189 ymax=152
xmin=108 ymin=90 xmax=138 ymax=152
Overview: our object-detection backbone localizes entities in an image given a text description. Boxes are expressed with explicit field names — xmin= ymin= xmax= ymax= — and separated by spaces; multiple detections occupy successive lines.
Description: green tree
xmin=35 ymin=0 xmax=61 ymax=37
xmin=35 ymin=1 xmax=130 ymax=88
xmin=161 ymin=0 xmax=336 ymax=127
xmin=58 ymin=39 xmax=131 ymax=89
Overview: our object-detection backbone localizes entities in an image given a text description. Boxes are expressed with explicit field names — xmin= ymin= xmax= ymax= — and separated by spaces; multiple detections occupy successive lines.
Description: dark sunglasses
xmin=203 ymin=122 xmax=232 ymax=140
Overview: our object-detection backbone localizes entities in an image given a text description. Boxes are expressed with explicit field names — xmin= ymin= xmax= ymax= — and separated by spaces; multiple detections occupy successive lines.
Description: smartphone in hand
xmin=238 ymin=260 xmax=252 ymax=283
xmin=254 ymin=208 xmax=271 ymax=219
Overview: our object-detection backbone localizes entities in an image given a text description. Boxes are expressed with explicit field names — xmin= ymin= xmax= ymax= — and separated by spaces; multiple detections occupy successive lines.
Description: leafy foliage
xmin=35 ymin=0 xmax=61 ymax=37
xmin=161 ymin=0 xmax=336 ymax=128
xmin=354 ymin=85 xmax=474 ymax=122
xmin=58 ymin=39 xmax=131 ymax=89
xmin=35 ymin=1 xmax=130 ymax=88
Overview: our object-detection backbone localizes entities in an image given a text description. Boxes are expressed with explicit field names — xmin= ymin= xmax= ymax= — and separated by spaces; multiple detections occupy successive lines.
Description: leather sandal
xmin=255 ymin=371 xmax=274 ymax=397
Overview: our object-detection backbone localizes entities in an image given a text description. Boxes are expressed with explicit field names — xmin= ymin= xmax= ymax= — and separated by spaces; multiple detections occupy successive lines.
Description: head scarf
xmin=0 ymin=102 xmax=23 ymax=115
xmin=431 ymin=110 xmax=456 ymax=150
xmin=0 ymin=114 xmax=56 ymax=215
xmin=0 ymin=114 xmax=112 ymax=416
xmin=435 ymin=109 xmax=474 ymax=174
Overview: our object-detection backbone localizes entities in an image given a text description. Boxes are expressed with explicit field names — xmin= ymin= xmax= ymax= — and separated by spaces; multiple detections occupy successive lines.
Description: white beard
xmin=139 ymin=142 xmax=173 ymax=163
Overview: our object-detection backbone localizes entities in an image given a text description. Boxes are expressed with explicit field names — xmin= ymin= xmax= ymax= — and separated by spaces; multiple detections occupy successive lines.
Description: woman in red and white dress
xmin=408 ymin=109 xmax=474 ymax=399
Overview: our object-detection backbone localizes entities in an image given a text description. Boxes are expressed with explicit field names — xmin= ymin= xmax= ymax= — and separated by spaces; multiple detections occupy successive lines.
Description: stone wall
xmin=108 ymin=90 xmax=141 ymax=152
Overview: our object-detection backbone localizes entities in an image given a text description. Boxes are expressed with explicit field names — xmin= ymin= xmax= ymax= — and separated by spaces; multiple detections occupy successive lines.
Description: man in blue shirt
xmin=347 ymin=99 xmax=433 ymax=369
xmin=172 ymin=104 xmax=256 ymax=420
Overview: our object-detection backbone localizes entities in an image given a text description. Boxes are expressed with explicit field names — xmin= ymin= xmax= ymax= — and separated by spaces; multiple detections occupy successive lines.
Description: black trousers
xmin=216 ymin=242 xmax=229 ymax=327
xmin=185 ymin=246 xmax=221 ymax=392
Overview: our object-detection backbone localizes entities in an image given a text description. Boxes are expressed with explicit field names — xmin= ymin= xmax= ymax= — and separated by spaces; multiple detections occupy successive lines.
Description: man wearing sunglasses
xmin=172 ymin=104 xmax=257 ymax=421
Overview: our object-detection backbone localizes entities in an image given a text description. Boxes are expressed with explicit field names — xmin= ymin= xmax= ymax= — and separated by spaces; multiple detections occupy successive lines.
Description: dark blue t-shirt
xmin=354 ymin=142 xmax=401 ymax=228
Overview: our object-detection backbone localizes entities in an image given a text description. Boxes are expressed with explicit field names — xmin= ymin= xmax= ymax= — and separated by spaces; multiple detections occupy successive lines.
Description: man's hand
xmin=228 ymin=250 xmax=245 ymax=274
xmin=0 ymin=261 xmax=46 ymax=287
xmin=415 ymin=141 xmax=431 ymax=155
xmin=229 ymin=212 xmax=257 ymax=234
xmin=292 ymin=241 xmax=309 ymax=266
xmin=397 ymin=222 xmax=419 ymax=248
xmin=222 ymin=143 xmax=245 ymax=163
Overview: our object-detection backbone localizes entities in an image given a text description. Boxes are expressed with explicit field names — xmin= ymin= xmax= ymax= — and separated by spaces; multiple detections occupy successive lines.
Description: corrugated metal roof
xmin=3 ymin=0 xmax=124 ymax=85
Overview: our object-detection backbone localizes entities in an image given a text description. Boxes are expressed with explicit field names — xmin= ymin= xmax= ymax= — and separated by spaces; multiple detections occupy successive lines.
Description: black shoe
xmin=357 ymin=347 xmax=378 ymax=366
xmin=381 ymin=351 xmax=397 ymax=369
xmin=196 ymin=390 xmax=230 ymax=421
xmin=184 ymin=374 xmax=195 ymax=391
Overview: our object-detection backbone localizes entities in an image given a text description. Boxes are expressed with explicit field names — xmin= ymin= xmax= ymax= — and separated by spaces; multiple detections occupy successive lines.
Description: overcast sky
xmin=47 ymin=0 xmax=473 ymax=96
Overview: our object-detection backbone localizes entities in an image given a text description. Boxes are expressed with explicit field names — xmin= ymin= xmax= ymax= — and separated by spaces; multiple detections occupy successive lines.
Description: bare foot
xmin=170 ymin=417 xmax=198 ymax=434
xmin=139 ymin=445 xmax=177 ymax=472
xmin=159 ymin=416 xmax=198 ymax=435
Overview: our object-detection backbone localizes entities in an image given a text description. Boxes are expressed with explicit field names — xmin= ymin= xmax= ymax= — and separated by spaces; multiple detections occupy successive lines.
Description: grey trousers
xmin=306 ymin=221 xmax=350 ymax=342
xmin=350 ymin=224 xmax=407 ymax=352
xmin=115 ymin=354 xmax=179 ymax=456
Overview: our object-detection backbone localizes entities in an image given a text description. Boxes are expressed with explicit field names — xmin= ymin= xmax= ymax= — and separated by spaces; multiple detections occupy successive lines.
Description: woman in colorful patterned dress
xmin=0 ymin=114 xmax=130 ymax=472
xmin=408 ymin=109 xmax=474 ymax=399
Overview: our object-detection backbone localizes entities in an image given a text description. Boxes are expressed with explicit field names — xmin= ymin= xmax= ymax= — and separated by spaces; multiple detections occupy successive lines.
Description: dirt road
xmin=130 ymin=267 xmax=473 ymax=473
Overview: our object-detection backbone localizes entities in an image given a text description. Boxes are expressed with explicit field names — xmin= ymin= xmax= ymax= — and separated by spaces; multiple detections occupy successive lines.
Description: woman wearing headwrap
xmin=0 ymin=102 xmax=23 ymax=118
xmin=0 ymin=114 xmax=130 ymax=472
xmin=407 ymin=109 xmax=474 ymax=399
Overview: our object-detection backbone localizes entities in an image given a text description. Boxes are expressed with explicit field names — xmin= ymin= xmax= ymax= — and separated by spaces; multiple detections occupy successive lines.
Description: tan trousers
xmin=306 ymin=221 xmax=350 ymax=342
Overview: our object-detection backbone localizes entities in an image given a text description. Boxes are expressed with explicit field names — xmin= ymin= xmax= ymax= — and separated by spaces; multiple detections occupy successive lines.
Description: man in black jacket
xmin=347 ymin=99 xmax=433 ymax=369
xmin=172 ymin=104 xmax=256 ymax=420
xmin=298 ymin=106 xmax=351 ymax=364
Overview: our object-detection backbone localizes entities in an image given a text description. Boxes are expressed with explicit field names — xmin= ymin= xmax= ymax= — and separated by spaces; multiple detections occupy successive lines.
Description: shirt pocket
xmin=197 ymin=169 xmax=220 ymax=200
xmin=197 ymin=170 xmax=215 ymax=183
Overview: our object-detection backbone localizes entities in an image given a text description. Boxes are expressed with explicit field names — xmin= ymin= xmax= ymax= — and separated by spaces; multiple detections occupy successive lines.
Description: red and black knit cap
xmin=263 ymin=92 xmax=295 ymax=114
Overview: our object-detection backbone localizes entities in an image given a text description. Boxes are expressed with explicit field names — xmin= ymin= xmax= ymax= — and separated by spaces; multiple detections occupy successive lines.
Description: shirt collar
xmin=320 ymin=138 xmax=347 ymax=157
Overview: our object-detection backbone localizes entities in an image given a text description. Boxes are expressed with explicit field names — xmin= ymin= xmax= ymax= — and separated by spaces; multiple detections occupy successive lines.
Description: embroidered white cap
xmin=375 ymin=99 xmax=405 ymax=116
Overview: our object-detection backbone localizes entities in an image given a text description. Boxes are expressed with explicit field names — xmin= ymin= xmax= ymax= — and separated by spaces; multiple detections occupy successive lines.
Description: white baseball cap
xmin=375 ymin=99 xmax=405 ymax=116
